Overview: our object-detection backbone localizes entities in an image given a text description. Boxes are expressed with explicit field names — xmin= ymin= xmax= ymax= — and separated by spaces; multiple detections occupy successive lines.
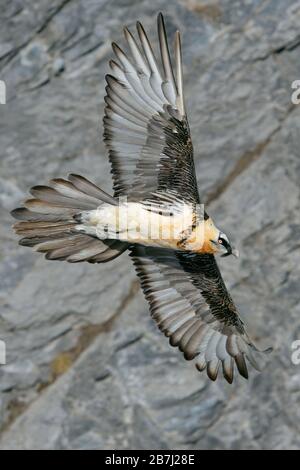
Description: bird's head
xmin=211 ymin=232 xmax=239 ymax=258
xmin=204 ymin=218 xmax=239 ymax=258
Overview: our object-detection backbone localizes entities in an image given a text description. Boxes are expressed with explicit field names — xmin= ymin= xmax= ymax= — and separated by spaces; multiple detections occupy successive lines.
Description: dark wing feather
xmin=177 ymin=252 xmax=245 ymax=333
xmin=104 ymin=13 xmax=199 ymax=204
xmin=131 ymin=246 xmax=271 ymax=383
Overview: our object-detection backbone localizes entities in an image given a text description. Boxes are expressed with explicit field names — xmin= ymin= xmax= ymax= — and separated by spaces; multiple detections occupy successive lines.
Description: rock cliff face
xmin=1 ymin=0 xmax=300 ymax=450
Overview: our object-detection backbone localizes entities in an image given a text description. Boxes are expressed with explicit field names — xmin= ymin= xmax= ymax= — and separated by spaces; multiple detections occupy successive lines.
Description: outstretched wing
xmin=104 ymin=13 xmax=199 ymax=204
xmin=131 ymin=246 xmax=271 ymax=383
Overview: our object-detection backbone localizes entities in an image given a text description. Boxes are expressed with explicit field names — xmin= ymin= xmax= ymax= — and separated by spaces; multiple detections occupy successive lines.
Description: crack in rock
xmin=206 ymin=104 xmax=296 ymax=205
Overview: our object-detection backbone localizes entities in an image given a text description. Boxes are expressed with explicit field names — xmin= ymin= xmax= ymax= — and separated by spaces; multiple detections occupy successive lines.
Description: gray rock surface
xmin=0 ymin=0 xmax=300 ymax=450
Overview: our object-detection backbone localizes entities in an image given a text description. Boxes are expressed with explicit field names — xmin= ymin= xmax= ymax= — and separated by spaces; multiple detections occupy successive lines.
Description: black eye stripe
xmin=219 ymin=236 xmax=230 ymax=250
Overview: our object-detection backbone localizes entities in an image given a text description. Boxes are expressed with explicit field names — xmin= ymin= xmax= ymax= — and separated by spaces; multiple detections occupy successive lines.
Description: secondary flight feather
xmin=11 ymin=13 xmax=271 ymax=383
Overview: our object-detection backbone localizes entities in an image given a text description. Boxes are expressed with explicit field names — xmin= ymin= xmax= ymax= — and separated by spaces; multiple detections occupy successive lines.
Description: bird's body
xmin=11 ymin=13 xmax=271 ymax=383
xmin=76 ymin=200 xmax=220 ymax=253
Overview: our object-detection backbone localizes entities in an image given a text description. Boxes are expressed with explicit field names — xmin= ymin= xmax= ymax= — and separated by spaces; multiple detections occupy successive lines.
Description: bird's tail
xmin=11 ymin=174 xmax=128 ymax=263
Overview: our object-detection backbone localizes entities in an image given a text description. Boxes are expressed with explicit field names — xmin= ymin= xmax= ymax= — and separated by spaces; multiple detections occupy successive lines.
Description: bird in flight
xmin=11 ymin=13 xmax=271 ymax=383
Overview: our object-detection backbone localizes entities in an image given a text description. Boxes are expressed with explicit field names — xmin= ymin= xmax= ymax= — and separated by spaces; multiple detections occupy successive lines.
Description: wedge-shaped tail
xmin=11 ymin=174 xmax=128 ymax=263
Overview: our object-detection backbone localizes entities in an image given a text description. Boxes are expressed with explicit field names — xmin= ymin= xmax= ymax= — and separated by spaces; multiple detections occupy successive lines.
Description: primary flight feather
xmin=11 ymin=13 xmax=271 ymax=383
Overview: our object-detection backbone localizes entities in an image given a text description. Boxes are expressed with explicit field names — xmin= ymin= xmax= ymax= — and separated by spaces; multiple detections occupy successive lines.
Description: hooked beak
xmin=221 ymin=246 xmax=239 ymax=258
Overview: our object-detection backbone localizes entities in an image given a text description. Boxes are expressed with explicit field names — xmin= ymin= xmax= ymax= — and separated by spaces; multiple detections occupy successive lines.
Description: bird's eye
xmin=218 ymin=234 xmax=230 ymax=250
